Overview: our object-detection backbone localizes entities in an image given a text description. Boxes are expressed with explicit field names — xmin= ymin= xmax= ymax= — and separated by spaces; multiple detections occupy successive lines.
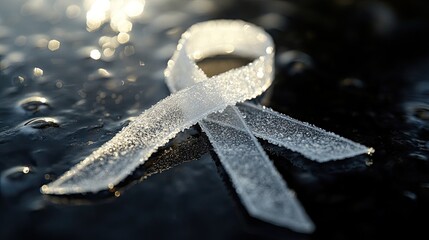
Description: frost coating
xmin=42 ymin=20 xmax=275 ymax=195
xmin=42 ymin=20 xmax=371 ymax=233
xmin=238 ymin=102 xmax=369 ymax=161
xmin=201 ymin=106 xmax=314 ymax=232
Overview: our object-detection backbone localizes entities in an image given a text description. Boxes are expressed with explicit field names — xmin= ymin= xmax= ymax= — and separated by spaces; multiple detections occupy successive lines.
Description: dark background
xmin=1 ymin=0 xmax=429 ymax=239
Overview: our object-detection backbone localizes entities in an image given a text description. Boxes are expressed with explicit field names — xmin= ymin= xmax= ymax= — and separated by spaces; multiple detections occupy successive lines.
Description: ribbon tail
xmin=41 ymin=79 xmax=232 ymax=195
xmin=237 ymin=102 xmax=372 ymax=162
xmin=202 ymin=106 xmax=315 ymax=233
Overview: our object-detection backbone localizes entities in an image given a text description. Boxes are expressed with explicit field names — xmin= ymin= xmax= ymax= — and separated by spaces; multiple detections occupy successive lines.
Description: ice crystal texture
xmin=43 ymin=20 xmax=371 ymax=233
xmin=202 ymin=106 xmax=314 ymax=232
xmin=237 ymin=103 xmax=368 ymax=161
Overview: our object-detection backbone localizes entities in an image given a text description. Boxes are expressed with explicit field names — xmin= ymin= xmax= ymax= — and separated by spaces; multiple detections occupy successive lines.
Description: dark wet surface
xmin=1 ymin=0 xmax=429 ymax=239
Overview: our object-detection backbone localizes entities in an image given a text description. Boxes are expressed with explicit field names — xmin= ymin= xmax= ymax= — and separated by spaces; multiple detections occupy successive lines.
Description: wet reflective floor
xmin=1 ymin=0 xmax=429 ymax=239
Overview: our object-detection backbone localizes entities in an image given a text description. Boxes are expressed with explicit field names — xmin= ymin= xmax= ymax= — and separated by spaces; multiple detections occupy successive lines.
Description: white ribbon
xmin=41 ymin=20 xmax=372 ymax=233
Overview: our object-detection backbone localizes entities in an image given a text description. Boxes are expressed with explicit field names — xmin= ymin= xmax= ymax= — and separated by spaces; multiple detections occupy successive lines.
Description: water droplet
xmin=12 ymin=75 xmax=26 ymax=86
xmin=1 ymin=166 xmax=35 ymax=197
xmin=414 ymin=107 xmax=429 ymax=120
xmin=89 ymin=68 xmax=112 ymax=81
xmin=97 ymin=68 xmax=111 ymax=77
xmin=48 ymin=39 xmax=60 ymax=51
xmin=125 ymin=0 xmax=145 ymax=17
xmin=117 ymin=32 xmax=130 ymax=44
xmin=18 ymin=96 xmax=50 ymax=113
xmin=90 ymin=49 xmax=101 ymax=60
xmin=22 ymin=167 xmax=30 ymax=174
xmin=55 ymin=80 xmax=63 ymax=88
xmin=66 ymin=5 xmax=81 ymax=19
xmin=33 ymin=67 xmax=44 ymax=77
xmin=103 ymin=47 xmax=115 ymax=58
xmin=41 ymin=185 xmax=49 ymax=192
xmin=24 ymin=117 xmax=59 ymax=129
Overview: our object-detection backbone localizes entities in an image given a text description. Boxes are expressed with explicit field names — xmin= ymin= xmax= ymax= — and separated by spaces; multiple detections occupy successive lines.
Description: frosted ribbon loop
xmin=41 ymin=20 xmax=372 ymax=233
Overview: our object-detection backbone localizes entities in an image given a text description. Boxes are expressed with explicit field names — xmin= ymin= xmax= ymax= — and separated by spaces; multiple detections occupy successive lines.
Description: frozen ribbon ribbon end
xmin=41 ymin=20 xmax=373 ymax=233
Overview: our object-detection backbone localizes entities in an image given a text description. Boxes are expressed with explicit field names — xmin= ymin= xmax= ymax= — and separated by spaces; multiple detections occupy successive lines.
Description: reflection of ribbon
xmin=42 ymin=20 xmax=372 ymax=233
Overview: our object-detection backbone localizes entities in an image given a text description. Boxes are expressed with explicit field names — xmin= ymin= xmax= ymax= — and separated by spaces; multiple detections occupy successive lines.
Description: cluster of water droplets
xmin=1 ymin=0 xmax=211 ymax=208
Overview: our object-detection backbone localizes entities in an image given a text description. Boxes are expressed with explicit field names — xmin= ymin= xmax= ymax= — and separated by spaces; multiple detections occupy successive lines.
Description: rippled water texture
xmin=1 ymin=0 xmax=429 ymax=239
